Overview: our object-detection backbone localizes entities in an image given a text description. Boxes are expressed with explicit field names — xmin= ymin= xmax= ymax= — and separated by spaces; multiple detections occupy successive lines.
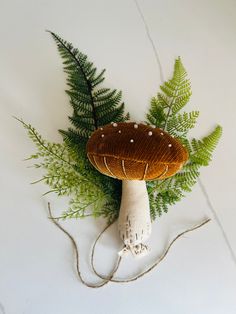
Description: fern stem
xmin=148 ymin=179 xmax=167 ymax=194
xmin=30 ymin=176 xmax=60 ymax=185
xmin=88 ymin=83 xmax=98 ymax=129
xmin=42 ymin=189 xmax=58 ymax=196
xmin=52 ymin=213 xmax=93 ymax=220
xmin=163 ymin=86 xmax=178 ymax=130
xmin=62 ymin=200 xmax=97 ymax=218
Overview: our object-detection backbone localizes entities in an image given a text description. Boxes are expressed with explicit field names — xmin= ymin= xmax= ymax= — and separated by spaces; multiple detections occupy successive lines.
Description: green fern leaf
xmin=146 ymin=57 xmax=192 ymax=130
xmin=48 ymin=31 xmax=129 ymax=148
xmin=191 ymin=125 xmax=222 ymax=166
xmin=17 ymin=118 xmax=121 ymax=222
xmin=160 ymin=57 xmax=191 ymax=115
xmin=146 ymin=58 xmax=222 ymax=219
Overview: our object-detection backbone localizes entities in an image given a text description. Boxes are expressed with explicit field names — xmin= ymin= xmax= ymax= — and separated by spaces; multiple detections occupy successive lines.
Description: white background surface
xmin=1 ymin=1 xmax=236 ymax=313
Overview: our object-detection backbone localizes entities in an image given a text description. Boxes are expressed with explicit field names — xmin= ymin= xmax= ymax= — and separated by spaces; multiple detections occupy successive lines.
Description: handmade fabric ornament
xmin=87 ymin=122 xmax=188 ymax=255
xmin=17 ymin=31 xmax=222 ymax=286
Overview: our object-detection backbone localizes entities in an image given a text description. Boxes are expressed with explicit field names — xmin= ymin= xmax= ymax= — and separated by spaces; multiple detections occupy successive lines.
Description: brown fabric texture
xmin=86 ymin=122 xmax=188 ymax=180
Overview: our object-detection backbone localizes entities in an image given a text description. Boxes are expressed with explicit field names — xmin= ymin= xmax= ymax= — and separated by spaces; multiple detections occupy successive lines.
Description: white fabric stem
xmin=118 ymin=180 xmax=151 ymax=257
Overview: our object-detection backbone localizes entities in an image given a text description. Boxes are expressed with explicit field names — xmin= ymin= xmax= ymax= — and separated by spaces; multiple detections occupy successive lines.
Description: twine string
xmin=48 ymin=202 xmax=210 ymax=286
xmin=90 ymin=217 xmax=211 ymax=283
xmin=48 ymin=203 xmax=122 ymax=288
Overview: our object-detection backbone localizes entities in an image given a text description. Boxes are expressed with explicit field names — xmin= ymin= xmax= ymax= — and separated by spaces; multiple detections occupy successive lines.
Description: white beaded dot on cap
xmin=101 ymin=134 xmax=105 ymax=138
xmin=130 ymin=139 xmax=134 ymax=143
xmin=168 ymin=144 xmax=172 ymax=147
xmin=160 ymin=132 xmax=164 ymax=135
xmin=148 ymin=131 xmax=153 ymax=136
xmin=134 ymin=124 xmax=138 ymax=129
xmin=118 ymin=130 xmax=122 ymax=133
xmin=100 ymin=127 xmax=103 ymax=130
xmin=113 ymin=123 xmax=118 ymax=127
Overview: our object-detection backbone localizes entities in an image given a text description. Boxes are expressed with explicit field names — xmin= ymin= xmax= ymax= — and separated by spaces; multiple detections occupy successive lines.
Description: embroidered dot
xmin=148 ymin=131 xmax=153 ymax=136
xmin=101 ymin=134 xmax=105 ymax=138
xmin=118 ymin=130 xmax=122 ymax=133
xmin=134 ymin=124 xmax=138 ymax=129
xmin=130 ymin=139 xmax=134 ymax=143
xmin=168 ymin=144 xmax=172 ymax=147
xmin=113 ymin=123 xmax=118 ymax=127
xmin=160 ymin=132 xmax=164 ymax=135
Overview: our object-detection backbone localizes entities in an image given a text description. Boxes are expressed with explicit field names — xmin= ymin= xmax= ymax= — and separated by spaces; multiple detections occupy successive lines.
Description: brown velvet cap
xmin=86 ymin=122 xmax=188 ymax=180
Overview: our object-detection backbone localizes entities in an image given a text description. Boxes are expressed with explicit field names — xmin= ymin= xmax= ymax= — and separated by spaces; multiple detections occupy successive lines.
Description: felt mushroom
xmin=86 ymin=122 xmax=188 ymax=256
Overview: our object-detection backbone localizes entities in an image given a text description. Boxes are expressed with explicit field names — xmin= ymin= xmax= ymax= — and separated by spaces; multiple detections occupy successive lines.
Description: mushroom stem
xmin=118 ymin=180 xmax=152 ymax=257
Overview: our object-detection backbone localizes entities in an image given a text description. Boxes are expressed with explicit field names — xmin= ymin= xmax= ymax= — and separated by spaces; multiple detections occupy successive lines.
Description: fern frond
xmin=191 ymin=125 xmax=222 ymax=166
xmin=146 ymin=57 xmax=192 ymax=130
xmin=147 ymin=125 xmax=222 ymax=219
xmin=146 ymin=58 xmax=222 ymax=219
xmin=48 ymin=31 xmax=129 ymax=148
xmin=18 ymin=118 xmax=120 ymax=222
xmin=167 ymin=58 xmax=191 ymax=116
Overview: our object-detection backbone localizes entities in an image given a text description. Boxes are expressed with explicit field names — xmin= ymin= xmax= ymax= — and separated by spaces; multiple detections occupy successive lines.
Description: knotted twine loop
xmin=48 ymin=202 xmax=210 ymax=287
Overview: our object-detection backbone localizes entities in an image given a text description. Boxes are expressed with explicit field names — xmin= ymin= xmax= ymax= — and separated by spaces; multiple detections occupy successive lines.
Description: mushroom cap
xmin=86 ymin=122 xmax=188 ymax=180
